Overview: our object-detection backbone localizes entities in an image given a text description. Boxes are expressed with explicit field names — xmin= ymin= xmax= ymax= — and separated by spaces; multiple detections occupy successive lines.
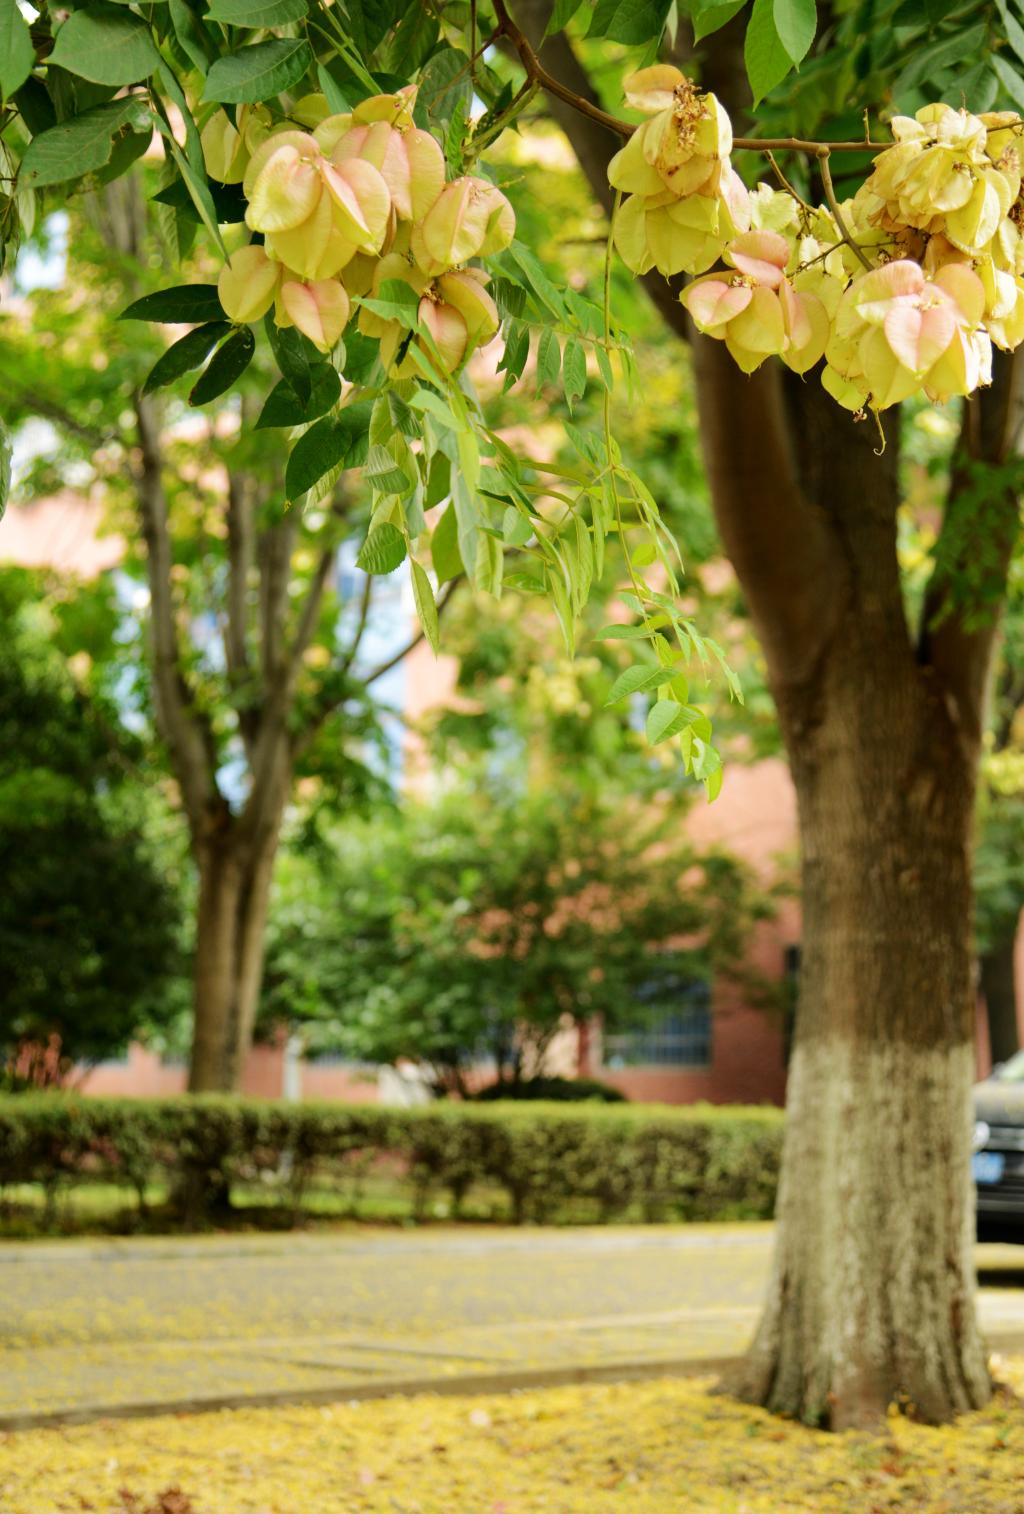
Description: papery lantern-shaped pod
xmin=833 ymin=259 xmax=925 ymax=342
xmin=340 ymin=251 xmax=379 ymax=300
xmin=246 ymin=137 xmax=324 ymax=233
xmin=724 ymin=286 xmax=787 ymax=373
xmin=278 ymin=278 xmax=351 ymax=353
xmin=321 ymin=156 xmax=392 ymax=253
xmin=924 ymin=326 xmax=992 ymax=403
xmin=778 ymin=280 xmax=830 ymax=375
xmin=291 ymin=93 xmax=331 ymax=129
xmin=608 ymin=123 xmax=665 ymax=197
xmin=682 ymin=274 xmax=754 ymax=334
xmin=418 ymin=297 xmax=469 ymax=372
xmin=646 ymin=194 xmax=727 ymax=277
xmin=352 ymin=85 xmax=417 ymax=129
xmin=821 ymin=360 xmax=871 ymax=411
xmin=724 ymin=229 xmax=791 ymax=288
xmin=202 ymin=110 xmax=249 ymax=185
xmin=980 ymin=110 xmax=1024 ymax=168
xmin=612 ymin=194 xmax=654 ymax=275
xmin=857 ymin=325 xmax=923 ymax=409
xmin=313 ymin=113 xmax=353 ymax=156
xmin=330 ymin=120 xmax=446 ymax=224
xmin=419 ymin=177 xmax=515 ymax=267
xmin=643 ymin=88 xmax=733 ymax=197
xmin=218 ymin=243 xmax=281 ymax=323
xmin=436 ymin=269 xmax=500 ymax=347
xmin=623 ymin=65 xmax=687 ymax=114
xmin=944 ymin=167 xmax=1015 ymax=254
xmin=265 ymin=188 xmax=358 ymax=281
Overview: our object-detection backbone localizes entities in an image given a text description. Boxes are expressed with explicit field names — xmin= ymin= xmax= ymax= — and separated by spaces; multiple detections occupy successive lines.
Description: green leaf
xmin=365 ymin=442 xmax=414 ymax=495
xmin=255 ymin=365 xmax=340 ymax=428
xmin=411 ymin=559 xmax=440 ymax=653
xmin=265 ymin=316 xmax=316 ymax=404
xmin=744 ymin=0 xmax=793 ymax=104
xmin=505 ymin=241 xmax=565 ymax=319
xmin=498 ymin=321 xmax=530 ymax=389
xmin=502 ymin=506 xmax=534 ymax=546
xmin=415 ymin=46 xmax=472 ymax=126
xmin=691 ymin=0 xmax=745 ymax=41
xmin=536 ymin=327 xmax=561 ymax=391
xmin=285 ymin=403 xmax=371 ymax=498
xmin=409 ymin=387 xmax=463 ymax=432
xmin=202 ymin=38 xmax=312 ymax=103
xmin=356 ymin=522 xmax=407 ymax=575
xmin=604 ymin=664 xmax=677 ymax=705
xmin=646 ymin=699 xmax=701 ymax=744
xmin=562 ymin=337 xmax=587 ymax=411
xmin=991 ymin=50 xmax=1024 ymax=111
xmin=772 ymin=0 xmax=815 ymax=65
xmin=168 ymin=0 xmax=216 ymax=74
xmin=545 ymin=0 xmax=585 ymax=35
xmin=206 ymin=0 xmax=307 ymax=22
xmin=317 ymin=61 xmax=350 ymax=113
xmin=0 ymin=0 xmax=34 ymax=101
xmin=142 ymin=321 xmax=231 ymax=394
xmin=20 ymin=97 xmax=151 ymax=187
xmin=49 ymin=5 xmax=160 ymax=85
xmin=587 ymin=0 xmax=672 ymax=44
xmin=431 ymin=500 xmax=464 ymax=583
xmin=189 ymin=325 xmax=255 ymax=404
xmin=121 ymin=284 xmax=225 ymax=323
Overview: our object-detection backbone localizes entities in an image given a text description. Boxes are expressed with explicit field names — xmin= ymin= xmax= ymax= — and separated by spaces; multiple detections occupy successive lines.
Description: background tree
xmin=0 ymin=568 xmax=184 ymax=1075
xmin=1 ymin=185 xmax=402 ymax=1092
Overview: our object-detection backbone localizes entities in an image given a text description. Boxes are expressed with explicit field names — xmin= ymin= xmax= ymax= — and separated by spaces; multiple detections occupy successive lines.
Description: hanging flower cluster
xmin=610 ymin=65 xmax=1024 ymax=412
xmin=204 ymin=85 xmax=513 ymax=365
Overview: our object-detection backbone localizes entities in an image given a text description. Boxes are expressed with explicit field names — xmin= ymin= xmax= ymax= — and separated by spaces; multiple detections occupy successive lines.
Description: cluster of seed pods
xmin=610 ymin=66 xmax=1024 ymax=411
xmin=204 ymin=85 xmax=514 ymax=366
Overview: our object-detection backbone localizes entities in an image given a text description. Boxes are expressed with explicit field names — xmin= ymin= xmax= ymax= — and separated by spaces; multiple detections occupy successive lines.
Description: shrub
xmin=0 ymin=1095 xmax=783 ymax=1231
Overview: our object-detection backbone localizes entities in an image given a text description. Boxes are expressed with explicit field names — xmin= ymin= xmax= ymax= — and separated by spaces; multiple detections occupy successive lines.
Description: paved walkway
xmin=3 ymin=1225 xmax=1024 ymax=1427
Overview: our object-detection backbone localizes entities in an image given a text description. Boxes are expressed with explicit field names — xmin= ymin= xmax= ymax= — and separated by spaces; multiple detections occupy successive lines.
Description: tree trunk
xmin=981 ymin=932 xmax=1020 ymax=1069
xmin=721 ymin=379 xmax=991 ymax=1427
xmin=188 ymin=825 xmax=282 ymax=1092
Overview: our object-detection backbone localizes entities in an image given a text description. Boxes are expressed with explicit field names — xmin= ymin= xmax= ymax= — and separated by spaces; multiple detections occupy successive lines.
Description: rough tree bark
xmin=512 ymin=0 xmax=1024 ymax=1423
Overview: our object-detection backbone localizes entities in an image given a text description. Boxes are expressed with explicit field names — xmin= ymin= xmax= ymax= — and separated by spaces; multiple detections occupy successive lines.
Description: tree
xmin=3 ymin=0 xmax=1024 ymax=1430
xmin=263 ymin=786 xmax=773 ymax=1092
xmin=0 ymin=569 xmax=184 ymax=1073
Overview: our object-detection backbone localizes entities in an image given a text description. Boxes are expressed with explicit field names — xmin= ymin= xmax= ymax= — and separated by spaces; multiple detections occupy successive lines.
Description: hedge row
xmin=0 ymin=1096 xmax=784 ymax=1228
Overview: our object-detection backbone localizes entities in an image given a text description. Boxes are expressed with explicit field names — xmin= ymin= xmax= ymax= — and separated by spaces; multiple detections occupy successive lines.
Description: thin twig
xmin=765 ymin=150 xmax=812 ymax=212
xmin=817 ymin=148 xmax=872 ymax=271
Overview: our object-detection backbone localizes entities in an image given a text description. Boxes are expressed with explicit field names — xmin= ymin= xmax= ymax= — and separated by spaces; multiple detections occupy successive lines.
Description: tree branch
xmin=257 ymin=510 xmax=298 ymax=680
xmin=919 ymin=349 xmax=1024 ymax=747
xmin=131 ymin=394 xmax=219 ymax=831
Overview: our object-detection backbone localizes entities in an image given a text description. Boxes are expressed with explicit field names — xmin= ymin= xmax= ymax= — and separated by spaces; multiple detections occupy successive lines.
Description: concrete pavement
xmin=3 ymin=1225 xmax=1024 ymax=1427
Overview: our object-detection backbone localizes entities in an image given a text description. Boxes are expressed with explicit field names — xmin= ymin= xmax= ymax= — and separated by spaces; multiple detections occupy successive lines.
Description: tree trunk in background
xmin=188 ymin=816 xmax=284 ymax=1092
xmin=981 ymin=933 xmax=1020 ymax=1069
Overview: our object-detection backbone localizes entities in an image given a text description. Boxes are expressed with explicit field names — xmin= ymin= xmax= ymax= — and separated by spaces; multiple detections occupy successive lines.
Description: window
xmin=603 ymin=977 xmax=712 ymax=1068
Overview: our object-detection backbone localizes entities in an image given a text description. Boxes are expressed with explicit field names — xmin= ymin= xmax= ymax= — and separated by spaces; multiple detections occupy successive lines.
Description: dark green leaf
xmin=745 ymin=0 xmax=793 ymax=103
xmin=255 ymin=365 xmax=341 ymax=428
xmin=49 ymin=5 xmax=160 ymax=85
xmin=202 ymin=38 xmax=312 ymax=103
xmin=142 ymin=322 xmax=232 ymax=394
xmin=356 ymin=522 xmax=407 ymax=575
xmin=20 ymin=97 xmax=151 ymax=186
xmin=265 ymin=315 xmax=317 ymax=404
xmin=317 ymin=61 xmax=351 ymax=112
xmin=431 ymin=500 xmax=464 ymax=583
xmin=168 ymin=0 xmax=216 ymax=74
xmin=365 ymin=443 xmax=414 ymax=494
xmin=424 ymin=452 xmax=451 ymax=510
xmin=497 ymin=321 xmax=529 ymax=390
xmin=505 ymin=241 xmax=565 ymax=318
xmin=206 ymin=0 xmax=307 ymax=23
xmin=121 ymin=283 xmax=225 ymax=323
xmin=536 ymin=327 xmax=561 ymax=391
xmin=151 ymin=173 xmax=247 ymax=224
xmin=189 ymin=325 xmax=255 ymax=404
xmin=339 ymin=328 xmax=379 ymax=386
xmin=285 ymin=402 xmax=372 ymax=498
xmin=415 ymin=46 xmax=472 ymax=126
xmin=992 ymin=49 xmax=1024 ymax=110
xmin=0 ymin=0 xmax=34 ymax=101
xmin=996 ymin=0 xmax=1024 ymax=66
xmin=587 ymin=0 xmax=671 ymax=45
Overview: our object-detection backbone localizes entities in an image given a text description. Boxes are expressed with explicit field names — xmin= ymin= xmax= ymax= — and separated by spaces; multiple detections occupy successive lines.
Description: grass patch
xmin=2 ymin=1367 xmax=1023 ymax=1511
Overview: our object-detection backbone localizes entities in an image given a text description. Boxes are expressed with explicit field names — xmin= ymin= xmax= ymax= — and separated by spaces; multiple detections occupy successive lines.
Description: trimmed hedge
xmin=0 ymin=1096 xmax=783 ymax=1229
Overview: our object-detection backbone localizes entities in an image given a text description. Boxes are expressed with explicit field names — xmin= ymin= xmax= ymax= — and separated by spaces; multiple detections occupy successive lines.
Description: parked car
xmin=974 ymin=1051 xmax=1024 ymax=1240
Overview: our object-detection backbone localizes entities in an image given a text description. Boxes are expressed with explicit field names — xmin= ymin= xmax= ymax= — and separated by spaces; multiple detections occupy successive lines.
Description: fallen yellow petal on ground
xmin=3 ymin=1362 xmax=1024 ymax=1513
